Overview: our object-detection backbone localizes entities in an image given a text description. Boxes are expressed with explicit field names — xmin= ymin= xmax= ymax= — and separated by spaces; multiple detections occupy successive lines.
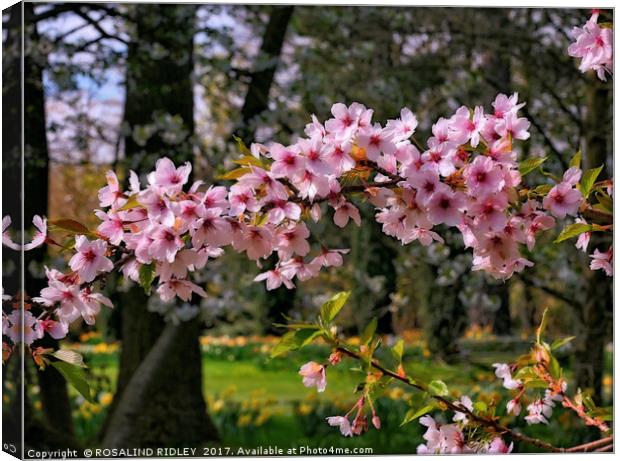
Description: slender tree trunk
xmin=426 ymin=259 xmax=467 ymax=362
xmin=236 ymin=5 xmax=294 ymax=144
xmin=101 ymin=4 xmax=218 ymax=446
xmin=573 ymin=76 xmax=612 ymax=403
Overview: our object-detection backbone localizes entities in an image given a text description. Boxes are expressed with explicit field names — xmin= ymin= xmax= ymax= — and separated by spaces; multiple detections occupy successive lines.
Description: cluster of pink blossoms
xmin=568 ymin=10 xmax=613 ymax=81
xmin=493 ymin=362 xmax=567 ymax=426
xmin=2 ymin=95 xmax=592 ymax=347
xmin=417 ymin=413 xmax=513 ymax=454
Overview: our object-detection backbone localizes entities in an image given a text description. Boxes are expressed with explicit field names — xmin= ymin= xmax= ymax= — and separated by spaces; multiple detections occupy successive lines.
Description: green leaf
xmin=270 ymin=329 xmax=323 ymax=358
xmin=536 ymin=308 xmax=549 ymax=344
xmin=473 ymin=401 xmax=487 ymax=413
xmin=360 ymin=317 xmax=377 ymax=346
xmin=391 ymin=339 xmax=405 ymax=362
xmin=428 ymin=380 xmax=449 ymax=397
xmin=138 ymin=264 xmax=155 ymax=295
xmin=401 ymin=404 xmax=435 ymax=426
xmin=514 ymin=366 xmax=537 ymax=380
xmin=216 ymin=167 xmax=252 ymax=181
xmin=51 ymin=350 xmax=87 ymax=368
xmin=532 ymin=184 xmax=553 ymax=196
xmin=49 ymin=218 xmax=91 ymax=235
xmin=320 ymin=291 xmax=351 ymax=324
xmin=232 ymin=155 xmax=264 ymax=168
xmin=554 ymin=223 xmax=592 ymax=243
xmin=232 ymin=134 xmax=251 ymax=156
xmin=551 ymin=336 xmax=575 ymax=351
xmin=51 ymin=361 xmax=94 ymax=403
xmin=582 ymin=394 xmax=596 ymax=411
xmin=549 ymin=355 xmax=562 ymax=380
xmin=525 ymin=379 xmax=549 ymax=389
xmin=519 ymin=157 xmax=547 ymax=176
xmin=595 ymin=192 xmax=613 ymax=213
xmin=117 ymin=195 xmax=140 ymax=211
xmin=569 ymin=150 xmax=581 ymax=169
xmin=272 ymin=322 xmax=320 ymax=330
xmin=579 ymin=165 xmax=604 ymax=197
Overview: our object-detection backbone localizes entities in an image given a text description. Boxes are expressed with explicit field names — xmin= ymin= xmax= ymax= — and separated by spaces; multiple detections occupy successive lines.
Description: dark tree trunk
xmin=101 ymin=4 xmax=219 ymax=446
xmin=236 ymin=5 xmax=294 ymax=144
xmin=2 ymin=5 xmax=25 ymax=455
xmin=426 ymin=265 xmax=467 ymax=362
xmin=2 ymin=4 xmax=75 ymax=452
xmin=103 ymin=319 xmax=218 ymax=448
xmin=23 ymin=3 xmax=75 ymax=439
xmin=368 ymin=223 xmax=397 ymax=334
xmin=491 ymin=283 xmax=512 ymax=336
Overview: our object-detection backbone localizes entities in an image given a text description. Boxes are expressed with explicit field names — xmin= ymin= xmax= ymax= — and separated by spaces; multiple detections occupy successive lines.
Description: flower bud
xmin=372 ymin=415 xmax=381 ymax=429
xmin=328 ymin=350 xmax=342 ymax=366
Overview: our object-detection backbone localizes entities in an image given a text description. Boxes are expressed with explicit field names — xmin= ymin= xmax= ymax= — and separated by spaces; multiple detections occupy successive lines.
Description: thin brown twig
xmin=566 ymin=436 xmax=614 ymax=452
xmin=594 ymin=443 xmax=614 ymax=452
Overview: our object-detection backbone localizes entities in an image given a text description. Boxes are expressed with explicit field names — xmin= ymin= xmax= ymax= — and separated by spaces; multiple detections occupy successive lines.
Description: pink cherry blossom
xmin=236 ymin=225 xmax=274 ymax=260
xmin=269 ymin=143 xmax=305 ymax=179
xmin=254 ymin=269 xmax=295 ymax=290
xmin=487 ymin=437 xmax=513 ymax=453
xmin=191 ymin=209 xmax=232 ymax=248
xmin=506 ymin=398 xmax=521 ymax=416
xmin=2 ymin=215 xmax=20 ymax=250
xmin=157 ymin=279 xmax=207 ymax=302
xmin=299 ymin=361 xmax=327 ymax=392
xmin=384 ymin=107 xmax=418 ymax=142
xmin=492 ymin=363 xmax=522 ymax=390
xmin=495 ymin=112 xmax=531 ymax=140
xmin=276 ymin=223 xmax=310 ymax=260
xmin=312 ymin=248 xmax=349 ymax=268
xmin=568 ymin=12 xmax=613 ymax=81
xmin=265 ymin=197 xmax=301 ymax=225
xmin=298 ymin=135 xmax=331 ymax=175
xmin=69 ymin=236 xmax=113 ymax=283
xmin=95 ymin=210 xmax=125 ymax=245
xmin=590 ymin=246 xmax=613 ymax=276
xmin=357 ymin=123 xmax=395 ymax=161
xmin=6 ymin=310 xmax=44 ymax=345
xmin=149 ymin=226 xmax=184 ymax=263
xmin=491 ymin=93 xmax=525 ymax=119
xmin=324 ymin=142 xmax=356 ymax=175
xmin=201 ymin=185 xmax=230 ymax=212
xmin=23 ymin=215 xmax=48 ymax=251
xmin=98 ymin=170 xmax=126 ymax=209
xmin=543 ymin=182 xmax=582 ymax=218
xmin=427 ymin=187 xmax=466 ymax=226
xmin=138 ymin=189 xmax=176 ymax=226
xmin=326 ymin=416 xmax=353 ymax=437
xmin=147 ymin=157 xmax=191 ymax=192
xmin=33 ymin=280 xmax=86 ymax=324
xmin=39 ymin=319 xmax=69 ymax=340
xmin=333 ymin=202 xmax=361 ymax=228
xmin=465 ymin=156 xmax=505 ymax=196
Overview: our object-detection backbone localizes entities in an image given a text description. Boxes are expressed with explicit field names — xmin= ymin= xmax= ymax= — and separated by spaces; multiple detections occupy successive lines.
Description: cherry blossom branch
xmin=333 ymin=345 xmax=565 ymax=453
xmin=566 ymin=435 xmax=613 ymax=453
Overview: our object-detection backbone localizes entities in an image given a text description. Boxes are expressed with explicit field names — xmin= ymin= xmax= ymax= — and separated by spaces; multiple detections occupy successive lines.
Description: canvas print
xmin=1 ymin=1 xmax=614 ymax=458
